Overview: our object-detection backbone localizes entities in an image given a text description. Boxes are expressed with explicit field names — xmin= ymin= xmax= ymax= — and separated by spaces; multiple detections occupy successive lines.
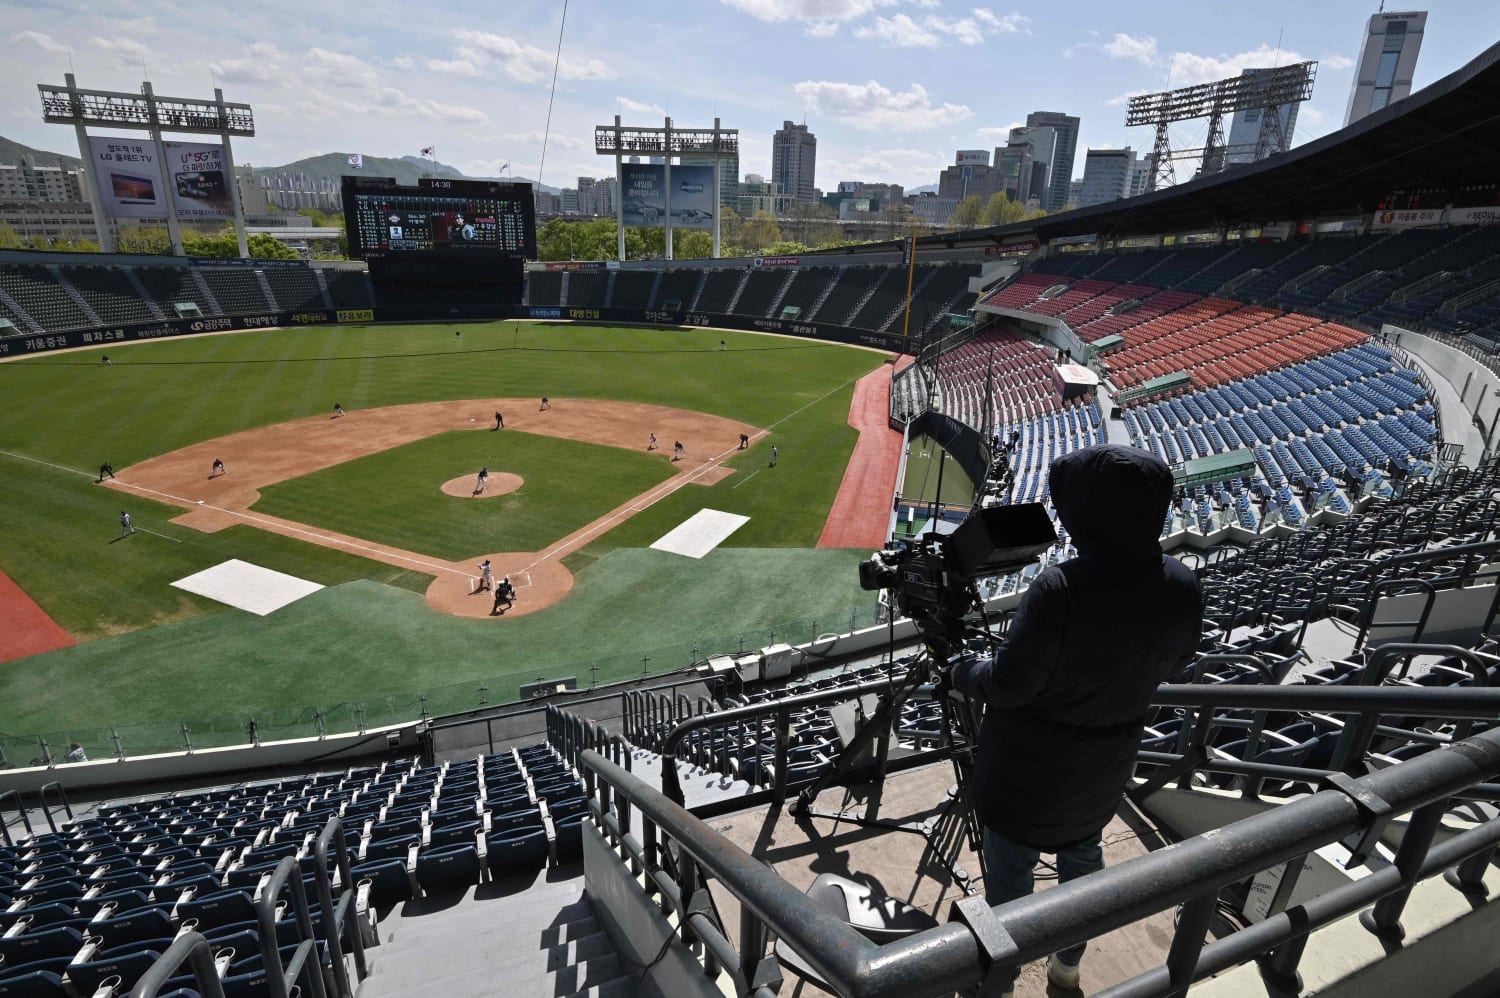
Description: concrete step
xmin=566 ymin=973 xmax=637 ymax=998
xmin=361 ymin=945 xmax=623 ymax=998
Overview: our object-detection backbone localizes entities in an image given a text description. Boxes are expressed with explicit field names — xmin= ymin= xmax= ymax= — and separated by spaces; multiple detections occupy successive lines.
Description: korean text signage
xmin=1372 ymin=209 xmax=1443 ymax=231
xmin=88 ymin=137 xmax=235 ymax=220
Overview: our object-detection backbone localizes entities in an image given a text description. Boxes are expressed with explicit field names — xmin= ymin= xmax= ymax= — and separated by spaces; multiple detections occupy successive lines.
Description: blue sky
xmin=2 ymin=0 xmax=1496 ymax=191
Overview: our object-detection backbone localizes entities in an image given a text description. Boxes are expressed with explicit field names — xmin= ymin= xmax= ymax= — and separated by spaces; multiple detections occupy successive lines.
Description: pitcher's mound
xmin=441 ymin=472 xmax=524 ymax=498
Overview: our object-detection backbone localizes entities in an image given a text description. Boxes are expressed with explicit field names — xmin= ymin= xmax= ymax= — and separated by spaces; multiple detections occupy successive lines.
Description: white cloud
xmin=457 ymin=30 xmax=614 ymax=84
xmin=92 ymin=36 xmax=152 ymax=59
xmin=794 ymin=79 xmax=972 ymax=130
xmin=971 ymin=9 xmax=1028 ymax=33
xmin=1104 ymin=88 xmax=1152 ymax=107
xmin=14 ymin=29 xmax=70 ymax=54
xmin=1322 ymin=54 xmax=1354 ymax=70
xmin=618 ymin=96 xmax=666 ymax=116
xmin=925 ymin=15 xmax=983 ymax=45
xmin=806 ymin=20 xmax=841 ymax=37
xmin=856 ymin=14 xmax=938 ymax=46
xmin=976 ymin=122 xmax=1025 ymax=141
xmin=1061 ymin=46 xmax=1075 ymax=59
xmin=822 ymin=146 xmax=948 ymax=184
xmin=392 ymin=56 xmax=415 ymax=70
xmin=212 ymin=58 xmax=280 ymax=85
xmin=1102 ymin=32 xmax=1158 ymax=65
xmin=306 ymin=47 xmax=379 ymax=89
xmin=424 ymin=58 xmax=482 ymax=77
xmin=1168 ymin=43 xmax=1318 ymax=87
xmin=720 ymin=0 xmax=893 ymax=24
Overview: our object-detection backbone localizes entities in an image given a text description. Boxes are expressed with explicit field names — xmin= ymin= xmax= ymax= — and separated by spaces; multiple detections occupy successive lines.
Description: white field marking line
xmin=135 ymin=527 xmax=181 ymax=543
xmin=89 ymin=471 xmax=465 ymax=579
xmin=731 ymin=468 xmax=762 ymax=490
xmin=0 ymin=448 xmax=99 ymax=480
xmin=522 ymin=372 xmax=863 ymax=573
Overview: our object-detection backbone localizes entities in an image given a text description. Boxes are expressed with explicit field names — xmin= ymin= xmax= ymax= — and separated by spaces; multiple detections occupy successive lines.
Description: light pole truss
xmin=39 ymin=82 xmax=254 ymax=135
xmin=594 ymin=116 xmax=739 ymax=262
xmin=1127 ymin=61 xmax=1316 ymax=187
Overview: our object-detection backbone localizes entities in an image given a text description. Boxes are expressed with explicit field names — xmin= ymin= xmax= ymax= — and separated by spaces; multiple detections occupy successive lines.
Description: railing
xmin=577 ymin=679 xmax=1500 ymax=998
xmin=547 ymin=704 xmax=634 ymax=775
xmin=0 ymin=788 xmax=32 ymax=846
xmin=134 ymin=931 xmax=227 ymax=998
xmin=255 ymin=854 xmax=329 ymax=998
xmin=37 ymin=780 xmax=72 ymax=833
xmin=653 ymin=673 xmax=909 ymax=805
xmin=313 ymin=816 xmax=369 ymax=997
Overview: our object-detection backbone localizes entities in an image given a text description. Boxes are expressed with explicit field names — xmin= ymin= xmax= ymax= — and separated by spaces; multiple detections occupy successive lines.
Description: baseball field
xmin=0 ymin=321 xmax=897 ymax=759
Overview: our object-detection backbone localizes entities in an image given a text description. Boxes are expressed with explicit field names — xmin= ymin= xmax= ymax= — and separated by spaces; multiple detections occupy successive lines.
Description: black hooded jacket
xmin=952 ymin=444 xmax=1202 ymax=850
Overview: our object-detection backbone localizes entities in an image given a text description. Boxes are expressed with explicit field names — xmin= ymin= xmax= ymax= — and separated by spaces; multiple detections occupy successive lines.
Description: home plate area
xmin=171 ymin=559 xmax=324 ymax=616
xmin=650 ymin=509 xmax=750 ymax=559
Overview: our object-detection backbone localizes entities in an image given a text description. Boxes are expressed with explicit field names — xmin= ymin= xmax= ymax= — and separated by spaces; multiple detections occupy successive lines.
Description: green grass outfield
xmin=0 ymin=322 xmax=886 ymax=745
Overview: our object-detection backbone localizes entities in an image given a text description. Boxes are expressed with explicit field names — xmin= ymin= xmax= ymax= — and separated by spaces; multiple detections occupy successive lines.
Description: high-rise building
xmin=1128 ymin=154 xmax=1154 ymax=198
xmin=772 ymin=121 xmax=817 ymax=204
xmin=1223 ymin=68 xmax=1302 ymax=167
xmin=1078 ymin=147 xmax=1137 ymax=208
xmin=1025 ymin=112 xmax=1080 ymax=212
xmin=938 ymin=150 xmax=1002 ymax=203
xmin=0 ymin=156 xmax=84 ymax=203
xmin=1345 ymin=10 xmax=1427 ymax=126
xmin=998 ymin=126 xmax=1057 ymax=206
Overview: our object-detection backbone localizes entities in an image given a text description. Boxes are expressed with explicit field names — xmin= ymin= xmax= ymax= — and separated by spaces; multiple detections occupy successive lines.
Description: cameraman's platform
xmin=700 ymin=761 xmax=1176 ymax=997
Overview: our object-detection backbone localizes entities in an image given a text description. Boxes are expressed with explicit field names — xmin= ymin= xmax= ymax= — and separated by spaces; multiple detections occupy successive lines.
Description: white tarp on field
xmin=171 ymin=559 xmax=323 ymax=615
xmin=649 ymin=509 xmax=750 ymax=559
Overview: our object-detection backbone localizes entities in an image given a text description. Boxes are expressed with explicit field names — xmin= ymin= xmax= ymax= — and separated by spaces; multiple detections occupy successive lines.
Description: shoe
xmin=1048 ymin=954 xmax=1081 ymax=990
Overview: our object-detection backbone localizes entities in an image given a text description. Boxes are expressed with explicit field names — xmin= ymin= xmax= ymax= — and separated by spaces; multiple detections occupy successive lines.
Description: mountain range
xmin=0 ymin=136 xmax=559 ymax=194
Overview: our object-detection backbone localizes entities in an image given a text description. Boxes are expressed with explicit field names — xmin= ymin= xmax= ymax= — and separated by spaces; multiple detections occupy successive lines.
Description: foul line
xmin=135 ymin=527 xmax=181 ymax=543
xmin=0 ymin=447 xmax=467 ymax=579
xmin=732 ymin=469 xmax=762 ymax=490
xmin=520 ymin=371 xmax=864 ymax=573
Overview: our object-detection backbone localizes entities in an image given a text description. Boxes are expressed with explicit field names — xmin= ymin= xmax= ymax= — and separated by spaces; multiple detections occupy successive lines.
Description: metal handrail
xmin=255 ymin=854 xmax=329 ymax=998
xmin=38 ymin=781 xmax=72 ymax=834
xmin=0 ymin=789 xmax=32 ymax=846
xmin=655 ymin=674 xmax=905 ymax=804
xmin=313 ymin=816 xmax=367 ymax=996
xmin=579 ymin=721 xmax=1500 ymax=998
xmin=133 ymin=931 xmax=227 ymax=998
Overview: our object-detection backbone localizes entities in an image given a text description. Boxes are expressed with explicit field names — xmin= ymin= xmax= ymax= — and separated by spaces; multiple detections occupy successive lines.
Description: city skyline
xmin=1 ymin=1 xmax=1494 ymax=195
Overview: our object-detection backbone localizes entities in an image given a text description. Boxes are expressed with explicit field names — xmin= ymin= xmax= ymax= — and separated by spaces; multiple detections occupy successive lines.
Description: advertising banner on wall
xmin=89 ymin=137 xmax=235 ymax=220
xmin=163 ymin=141 xmax=235 ymax=219
xmin=619 ymin=164 xmax=715 ymax=230
xmin=89 ymin=136 xmax=167 ymax=219
xmin=1372 ymin=208 xmax=1444 ymax=231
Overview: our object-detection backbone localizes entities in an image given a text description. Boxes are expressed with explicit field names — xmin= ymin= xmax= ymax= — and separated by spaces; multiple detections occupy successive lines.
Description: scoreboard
xmin=342 ymin=176 xmax=536 ymax=259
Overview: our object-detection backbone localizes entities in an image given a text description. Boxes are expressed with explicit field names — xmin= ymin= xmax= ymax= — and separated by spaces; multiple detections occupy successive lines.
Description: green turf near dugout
xmin=0 ymin=549 xmax=873 ymax=755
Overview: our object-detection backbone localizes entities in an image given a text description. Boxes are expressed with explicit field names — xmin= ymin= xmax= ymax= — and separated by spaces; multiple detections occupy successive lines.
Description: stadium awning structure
xmin=821 ymin=39 xmax=1500 ymax=253
xmin=1174 ymin=450 xmax=1259 ymax=488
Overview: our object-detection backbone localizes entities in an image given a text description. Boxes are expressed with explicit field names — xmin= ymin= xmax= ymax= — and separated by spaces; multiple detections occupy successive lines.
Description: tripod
xmin=790 ymin=622 xmax=992 ymax=890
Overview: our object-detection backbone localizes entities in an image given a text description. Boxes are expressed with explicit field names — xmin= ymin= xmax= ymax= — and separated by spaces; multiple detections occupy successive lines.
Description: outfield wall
xmin=0 ymin=303 xmax=912 ymax=359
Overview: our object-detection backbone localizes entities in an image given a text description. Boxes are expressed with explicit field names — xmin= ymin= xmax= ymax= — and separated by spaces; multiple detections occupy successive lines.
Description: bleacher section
xmin=195 ymin=269 xmax=272 ymax=316
xmin=732 ymin=269 xmax=789 ymax=318
xmin=565 ymin=271 xmax=609 ymax=308
xmin=0 ymin=264 xmax=93 ymax=330
xmin=132 ymin=266 xmax=207 ymax=317
xmin=524 ymin=270 xmax=562 ymax=308
xmin=692 ymin=270 xmax=744 ymax=313
xmin=607 ymin=269 xmax=655 ymax=310
xmin=652 ymin=269 xmax=703 ymax=310
xmin=259 ymin=267 xmax=326 ymax=312
xmin=0 ymin=741 xmax=589 ymax=997
xmin=776 ymin=267 xmax=835 ymax=315
xmin=58 ymin=266 xmax=157 ymax=326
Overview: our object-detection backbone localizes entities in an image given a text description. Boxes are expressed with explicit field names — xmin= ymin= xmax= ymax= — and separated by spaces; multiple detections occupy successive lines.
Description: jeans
xmin=981 ymin=826 xmax=1104 ymax=991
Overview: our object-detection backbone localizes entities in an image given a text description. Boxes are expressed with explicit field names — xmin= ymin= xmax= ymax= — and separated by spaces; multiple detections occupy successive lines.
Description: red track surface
xmin=819 ymin=357 xmax=912 ymax=549
xmin=0 ymin=567 xmax=74 ymax=664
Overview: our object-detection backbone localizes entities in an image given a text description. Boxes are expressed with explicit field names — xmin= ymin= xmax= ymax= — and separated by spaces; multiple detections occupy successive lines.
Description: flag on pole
xmin=420 ymin=146 xmax=435 ymax=157
xmin=347 ymin=153 xmax=363 ymax=169
xmin=499 ymin=161 xmax=510 ymax=175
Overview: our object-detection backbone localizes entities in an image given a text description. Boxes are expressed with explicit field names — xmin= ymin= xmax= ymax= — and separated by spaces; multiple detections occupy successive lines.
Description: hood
xmin=1050 ymin=444 xmax=1172 ymax=559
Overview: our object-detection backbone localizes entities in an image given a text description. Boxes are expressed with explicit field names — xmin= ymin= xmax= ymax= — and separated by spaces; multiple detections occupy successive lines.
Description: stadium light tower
xmin=1126 ymin=62 xmax=1316 ymax=190
xmin=37 ymin=73 xmax=256 ymax=256
xmin=595 ymin=116 xmax=738 ymax=261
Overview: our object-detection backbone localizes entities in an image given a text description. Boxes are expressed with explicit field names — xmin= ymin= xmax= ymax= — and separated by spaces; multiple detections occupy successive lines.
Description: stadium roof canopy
xmin=826 ymin=39 xmax=1500 ymax=253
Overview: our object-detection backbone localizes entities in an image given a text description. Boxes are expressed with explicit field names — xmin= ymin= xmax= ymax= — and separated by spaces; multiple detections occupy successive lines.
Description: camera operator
xmin=949 ymin=444 xmax=1202 ymax=994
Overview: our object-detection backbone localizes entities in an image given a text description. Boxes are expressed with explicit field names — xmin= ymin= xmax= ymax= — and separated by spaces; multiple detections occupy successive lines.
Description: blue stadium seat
xmin=416 ymin=844 xmax=482 ymax=893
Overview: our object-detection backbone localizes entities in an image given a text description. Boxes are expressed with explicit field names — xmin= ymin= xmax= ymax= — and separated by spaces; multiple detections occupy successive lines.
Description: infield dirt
xmin=109 ymin=399 xmax=757 ymax=619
